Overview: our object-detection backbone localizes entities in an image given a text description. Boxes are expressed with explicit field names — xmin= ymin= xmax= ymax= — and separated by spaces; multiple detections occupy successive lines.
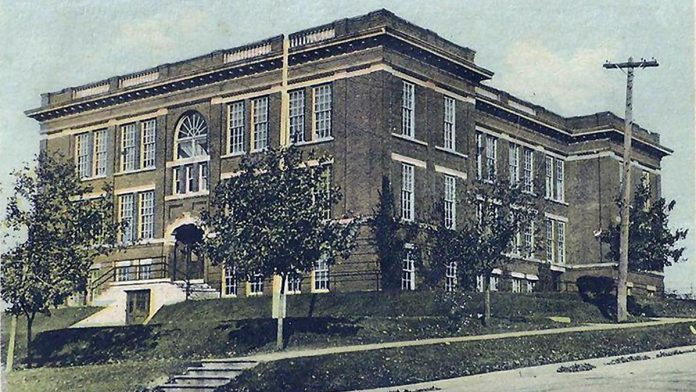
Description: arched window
xmin=175 ymin=111 xmax=208 ymax=159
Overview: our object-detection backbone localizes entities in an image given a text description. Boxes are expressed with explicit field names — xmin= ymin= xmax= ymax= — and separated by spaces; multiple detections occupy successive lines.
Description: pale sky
xmin=0 ymin=0 xmax=693 ymax=292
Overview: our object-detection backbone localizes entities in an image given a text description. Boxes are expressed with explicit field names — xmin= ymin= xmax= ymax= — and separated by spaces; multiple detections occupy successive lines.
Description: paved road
xmin=357 ymin=345 xmax=696 ymax=392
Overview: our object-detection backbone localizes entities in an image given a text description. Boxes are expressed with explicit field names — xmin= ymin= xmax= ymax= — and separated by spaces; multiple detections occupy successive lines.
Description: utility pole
xmin=604 ymin=57 xmax=658 ymax=322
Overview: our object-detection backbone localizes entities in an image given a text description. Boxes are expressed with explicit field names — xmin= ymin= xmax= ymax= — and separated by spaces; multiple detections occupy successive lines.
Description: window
xmin=173 ymin=162 xmax=208 ymax=195
xmin=314 ymin=259 xmax=329 ymax=292
xmin=75 ymin=129 xmax=108 ymax=179
xmin=546 ymin=218 xmax=566 ymax=264
xmin=485 ymin=135 xmax=497 ymax=182
xmin=512 ymin=278 xmax=522 ymax=293
xmin=509 ymin=143 xmax=520 ymax=185
xmin=490 ymin=275 xmax=499 ymax=291
xmin=444 ymin=175 xmax=456 ymax=229
xmin=198 ymin=162 xmax=208 ymax=192
xmin=249 ymin=274 xmax=264 ymax=296
xmin=545 ymin=218 xmax=554 ymax=262
xmin=402 ymin=81 xmax=415 ymax=138
xmin=642 ymin=171 xmax=651 ymax=209
xmin=476 ymin=274 xmax=500 ymax=292
xmin=526 ymin=280 xmax=535 ymax=293
xmin=557 ymin=221 xmax=565 ymax=265
xmin=289 ymin=89 xmax=305 ymax=143
xmin=313 ymin=84 xmax=332 ymax=139
xmin=443 ymin=96 xmax=456 ymax=150
xmin=119 ymin=190 xmax=155 ymax=244
xmin=545 ymin=156 xmax=565 ymax=202
xmin=175 ymin=111 xmax=208 ymax=159
xmin=523 ymin=148 xmax=534 ymax=193
xmin=76 ymin=133 xmax=91 ymax=179
xmin=141 ymin=119 xmax=156 ymax=169
xmin=285 ymin=273 xmax=302 ymax=294
xmin=228 ymin=101 xmax=246 ymax=154
xmin=445 ymin=261 xmax=457 ymax=292
xmin=523 ymin=221 xmax=534 ymax=257
xmin=320 ymin=165 xmax=332 ymax=220
xmin=401 ymin=164 xmax=415 ymax=221
xmin=121 ymin=123 xmax=137 ymax=172
xmin=401 ymin=247 xmax=416 ymax=291
xmin=138 ymin=191 xmax=154 ymax=240
xmin=119 ymin=194 xmax=135 ymax=244
xmin=93 ymin=129 xmax=107 ymax=177
xmin=476 ymin=133 xmax=483 ymax=180
xmin=223 ymin=266 xmax=237 ymax=297
xmin=252 ymin=96 xmax=269 ymax=151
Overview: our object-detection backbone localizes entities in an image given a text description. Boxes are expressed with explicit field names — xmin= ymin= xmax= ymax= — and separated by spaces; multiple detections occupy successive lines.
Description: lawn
xmin=26 ymin=291 xmax=611 ymax=368
xmin=5 ymin=359 xmax=187 ymax=392
xmin=221 ymin=321 xmax=696 ymax=392
xmin=1 ymin=306 xmax=101 ymax=369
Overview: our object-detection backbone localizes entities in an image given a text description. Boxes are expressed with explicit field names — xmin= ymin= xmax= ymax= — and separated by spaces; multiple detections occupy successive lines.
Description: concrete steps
xmin=173 ymin=282 xmax=220 ymax=300
xmin=157 ymin=359 xmax=259 ymax=392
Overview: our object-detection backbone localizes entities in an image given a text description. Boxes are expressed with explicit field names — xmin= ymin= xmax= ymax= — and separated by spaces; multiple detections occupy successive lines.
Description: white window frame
xmin=445 ymin=261 xmax=457 ymax=292
xmin=522 ymin=148 xmax=534 ymax=193
xmin=141 ymin=119 xmax=156 ymax=169
xmin=401 ymin=163 xmax=415 ymax=221
xmin=138 ymin=191 xmax=155 ymax=240
xmin=289 ymin=89 xmax=306 ymax=143
xmin=557 ymin=221 xmax=566 ymax=265
xmin=252 ymin=96 xmax=269 ymax=152
xmin=185 ymin=164 xmax=195 ymax=193
xmin=93 ymin=129 xmax=107 ymax=177
xmin=443 ymin=96 xmax=456 ymax=150
xmin=512 ymin=278 xmax=522 ymax=293
xmin=546 ymin=218 xmax=554 ymax=263
xmin=545 ymin=155 xmax=554 ymax=199
xmin=198 ymin=162 xmax=208 ymax=192
xmin=485 ymin=135 xmax=497 ymax=182
xmin=223 ymin=266 xmax=237 ymax=297
xmin=401 ymin=247 xmax=416 ymax=291
xmin=476 ymin=133 xmax=483 ymax=180
xmin=555 ymin=158 xmax=564 ymax=202
xmin=402 ymin=81 xmax=415 ymax=138
xmin=121 ymin=123 xmax=137 ymax=172
xmin=313 ymin=84 xmax=332 ymax=140
xmin=249 ymin=274 xmax=264 ymax=296
xmin=509 ymin=143 xmax=520 ymax=185
xmin=285 ymin=273 xmax=302 ymax=295
xmin=119 ymin=193 xmax=135 ymax=244
xmin=444 ymin=175 xmax=456 ymax=229
xmin=523 ymin=221 xmax=534 ymax=257
xmin=313 ymin=259 xmax=330 ymax=292
xmin=76 ymin=132 xmax=91 ymax=179
xmin=526 ymin=280 xmax=535 ymax=293
xmin=490 ymin=275 xmax=499 ymax=292
xmin=228 ymin=101 xmax=246 ymax=154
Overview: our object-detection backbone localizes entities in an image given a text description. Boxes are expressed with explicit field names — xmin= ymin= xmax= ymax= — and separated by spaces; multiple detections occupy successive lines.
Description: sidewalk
xmin=353 ymin=344 xmax=696 ymax=392
xmin=221 ymin=317 xmax=696 ymax=363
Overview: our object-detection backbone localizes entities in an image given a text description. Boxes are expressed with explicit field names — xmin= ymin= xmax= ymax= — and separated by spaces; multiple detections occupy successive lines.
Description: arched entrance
xmin=171 ymin=223 xmax=205 ymax=283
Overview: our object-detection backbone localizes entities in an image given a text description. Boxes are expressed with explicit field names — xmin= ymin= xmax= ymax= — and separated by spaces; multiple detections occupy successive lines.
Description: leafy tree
xmin=201 ymin=146 xmax=359 ymax=349
xmin=371 ymin=176 xmax=419 ymax=290
xmin=601 ymin=182 xmax=687 ymax=273
xmin=1 ymin=152 xmax=120 ymax=367
xmin=430 ymin=179 xmax=540 ymax=325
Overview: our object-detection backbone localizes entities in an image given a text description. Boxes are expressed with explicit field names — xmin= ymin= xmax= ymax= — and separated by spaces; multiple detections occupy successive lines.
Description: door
xmin=126 ymin=289 xmax=151 ymax=325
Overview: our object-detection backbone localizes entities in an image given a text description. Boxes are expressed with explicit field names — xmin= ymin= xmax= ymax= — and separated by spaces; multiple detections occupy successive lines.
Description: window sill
xmin=435 ymin=146 xmax=468 ymax=158
xmin=80 ymin=174 xmax=107 ymax=182
xmin=247 ymin=292 xmax=263 ymax=297
xmin=544 ymin=197 xmax=569 ymax=206
xmin=165 ymin=190 xmax=210 ymax=201
xmin=221 ymin=151 xmax=246 ymax=159
xmin=294 ymin=137 xmax=334 ymax=146
xmin=250 ymin=147 xmax=269 ymax=154
xmin=391 ymin=133 xmax=428 ymax=146
xmin=221 ymin=293 xmax=238 ymax=298
xmin=166 ymin=156 xmax=210 ymax=168
xmin=311 ymin=289 xmax=330 ymax=294
xmin=114 ymin=167 xmax=156 ymax=177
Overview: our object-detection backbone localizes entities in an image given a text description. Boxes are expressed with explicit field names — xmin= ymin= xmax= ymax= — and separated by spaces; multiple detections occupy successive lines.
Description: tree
xmin=601 ymin=182 xmax=687 ymax=273
xmin=430 ymin=180 xmax=540 ymax=326
xmin=1 ymin=152 xmax=120 ymax=367
xmin=371 ymin=176 xmax=419 ymax=290
xmin=201 ymin=146 xmax=359 ymax=350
